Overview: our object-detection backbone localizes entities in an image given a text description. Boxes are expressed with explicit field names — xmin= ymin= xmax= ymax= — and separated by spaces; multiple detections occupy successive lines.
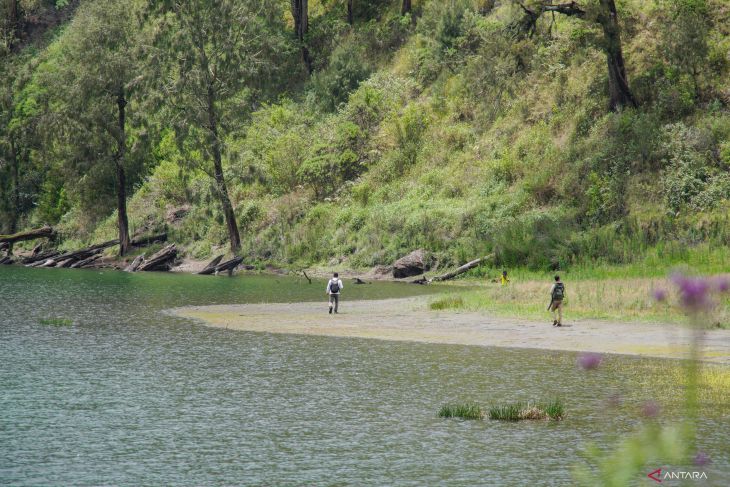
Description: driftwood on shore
xmin=408 ymin=254 xmax=494 ymax=284
xmin=137 ymin=244 xmax=178 ymax=271
xmin=0 ymin=255 xmax=14 ymax=265
xmin=0 ymin=225 xmax=55 ymax=245
xmin=215 ymin=256 xmax=244 ymax=276
xmin=17 ymin=233 xmax=169 ymax=270
xmin=131 ymin=233 xmax=167 ymax=247
xmin=124 ymin=254 xmax=145 ymax=272
xmin=198 ymin=255 xmax=224 ymax=275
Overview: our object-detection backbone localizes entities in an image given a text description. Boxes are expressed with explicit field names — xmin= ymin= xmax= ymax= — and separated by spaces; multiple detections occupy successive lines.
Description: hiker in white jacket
xmin=326 ymin=272 xmax=344 ymax=314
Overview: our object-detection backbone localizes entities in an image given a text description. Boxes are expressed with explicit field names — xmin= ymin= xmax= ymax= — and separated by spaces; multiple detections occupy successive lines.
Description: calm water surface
xmin=1 ymin=266 xmax=728 ymax=486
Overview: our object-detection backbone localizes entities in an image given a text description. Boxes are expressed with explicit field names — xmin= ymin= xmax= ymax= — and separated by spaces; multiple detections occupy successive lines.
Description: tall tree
xmin=516 ymin=0 xmax=636 ymax=111
xmin=50 ymin=0 xmax=142 ymax=255
xmin=348 ymin=0 xmax=354 ymax=25
xmin=402 ymin=0 xmax=411 ymax=16
xmin=149 ymin=0 xmax=286 ymax=253
xmin=291 ymin=0 xmax=311 ymax=72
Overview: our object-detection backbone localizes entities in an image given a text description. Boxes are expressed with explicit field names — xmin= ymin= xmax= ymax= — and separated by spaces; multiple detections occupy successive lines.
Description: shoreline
xmin=171 ymin=297 xmax=730 ymax=364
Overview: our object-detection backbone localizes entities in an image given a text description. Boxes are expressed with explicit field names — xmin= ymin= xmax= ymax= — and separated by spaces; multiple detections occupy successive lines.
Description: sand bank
xmin=171 ymin=297 xmax=730 ymax=364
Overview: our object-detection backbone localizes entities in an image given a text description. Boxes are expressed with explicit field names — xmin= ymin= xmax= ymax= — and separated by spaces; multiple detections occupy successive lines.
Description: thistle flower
xmin=693 ymin=451 xmax=711 ymax=466
xmin=652 ymin=288 xmax=667 ymax=302
xmin=577 ymin=352 xmax=602 ymax=370
xmin=713 ymin=276 xmax=730 ymax=293
xmin=670 ymin=274 xmax=713 ymax=312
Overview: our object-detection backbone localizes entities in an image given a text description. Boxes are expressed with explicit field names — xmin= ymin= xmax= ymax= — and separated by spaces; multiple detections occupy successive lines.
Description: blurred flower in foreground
xmin=577 ymin=352 xmax=602 ymax=370
xmin=693 ymin=451 xmax=711 ymax=466
xmin=652 ymin=288 xmax=668 ymax=302
xmin=713 ymin=275 xmax=730 ymax=293
xmin=641 ymin=400 xmax=660 ymax=418
xmin=671 ymin=274 xmax=712 ymax=311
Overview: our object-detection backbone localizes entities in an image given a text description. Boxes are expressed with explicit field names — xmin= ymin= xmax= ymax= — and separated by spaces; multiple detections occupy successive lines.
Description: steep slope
xmin=4 ymin=0 xmax=730 ymax=272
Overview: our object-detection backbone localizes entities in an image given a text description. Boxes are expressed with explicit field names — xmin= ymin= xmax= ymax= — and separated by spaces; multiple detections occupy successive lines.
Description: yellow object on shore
xmin=501 ymin=275 xmax=509 ymax=286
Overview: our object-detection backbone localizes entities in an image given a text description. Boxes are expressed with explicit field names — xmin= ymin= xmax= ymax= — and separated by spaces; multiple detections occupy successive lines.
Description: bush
xmin=308 ymin=41 xmax=372 ymax=112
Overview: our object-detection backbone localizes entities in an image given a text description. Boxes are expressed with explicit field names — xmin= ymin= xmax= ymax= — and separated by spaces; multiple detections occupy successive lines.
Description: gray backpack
xmin=552 ymin=282 xmax=565 ymax=300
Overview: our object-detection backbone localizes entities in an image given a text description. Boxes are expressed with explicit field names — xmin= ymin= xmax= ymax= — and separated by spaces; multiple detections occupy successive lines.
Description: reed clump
xmin=438 ymin=402 xmax=484 ymax=420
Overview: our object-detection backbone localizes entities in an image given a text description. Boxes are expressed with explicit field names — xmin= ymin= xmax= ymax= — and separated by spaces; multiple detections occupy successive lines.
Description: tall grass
xmin=429 ymin=296 xmax=465 ymax=310
xmin=488 ymin=400 xmax=564 ymax=421
xmin=38 ymin=317 xmax=73 ymax=327
xmin=438 ymin=402 xmax=484 ymax=420
xmin=429 ymin=274 xmax=730 ymax=327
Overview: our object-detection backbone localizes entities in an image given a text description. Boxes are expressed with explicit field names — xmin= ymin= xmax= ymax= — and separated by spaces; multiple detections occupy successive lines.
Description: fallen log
xmin=215 ymin=256 xmax=244 ymax=276
xmin=131 ymin=233 xmax=167 ymax=247
xmin=0 ymin=255 xmax=13 ymax=265
xmin=123 ymin=254 xmax=145 ymax=272
xmin=36 ymin=241 xmax=115 ymax=268
xmin=56 ymin=258 xmax=78 ymax=268
xmin=22 ymin=250 xmax=61 ymax=266
xmin=70 ymin=254 xmax=103 ymax=269
xmin=198 ymin=255 xmax=224 ymax=275
xmin=0 ymin=225 xmax=55 ymax=245
xmin=430 ymin=254 xmax=493 ymax=282
xmin=138 ymin=244 xmax=178 ymax=271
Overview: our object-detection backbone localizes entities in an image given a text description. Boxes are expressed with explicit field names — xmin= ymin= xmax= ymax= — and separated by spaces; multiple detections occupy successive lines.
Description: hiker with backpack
xmin=326 ymin=272 xmax=344 ymax=314
xmin=548 ymin=275 xmax=565 ymax=326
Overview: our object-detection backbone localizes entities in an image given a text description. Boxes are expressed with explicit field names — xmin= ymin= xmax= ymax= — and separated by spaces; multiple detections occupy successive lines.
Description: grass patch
xmin=438 ymin=402 xmax=484 ymax=420
xmin=489 ymin=399 xmax=564 ymax=421
xmin=431 ymin=274 xmax=730 ymax=327
xmin=429 ymin=295 xmax=465 ymax=310
xmin=38 ymin=317 xmax=73 ymax=327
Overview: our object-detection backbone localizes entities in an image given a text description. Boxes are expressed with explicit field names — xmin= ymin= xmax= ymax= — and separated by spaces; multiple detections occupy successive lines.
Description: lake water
xmin=1 ymin=266 xmax=728 ymax=485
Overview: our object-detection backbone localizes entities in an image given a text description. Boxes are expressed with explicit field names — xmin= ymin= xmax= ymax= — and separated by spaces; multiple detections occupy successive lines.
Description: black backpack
xmin=329 ymin=280 xmax=340 ymax=293
xmin=552 ymin=282 xmax=565 ymax=300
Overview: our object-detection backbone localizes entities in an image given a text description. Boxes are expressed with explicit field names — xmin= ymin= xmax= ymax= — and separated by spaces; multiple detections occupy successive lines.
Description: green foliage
xmin=308 ymin=41 xmax=373 ymax=112
xmin=438 ymin=402 xmax=485 ymax=420
xmin=3 ymin=0 xmax=730 ymax=272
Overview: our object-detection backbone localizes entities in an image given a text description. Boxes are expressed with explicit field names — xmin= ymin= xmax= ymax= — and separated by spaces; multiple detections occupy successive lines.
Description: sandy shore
xmin=170 ymin=297 xmax=730 ymax=364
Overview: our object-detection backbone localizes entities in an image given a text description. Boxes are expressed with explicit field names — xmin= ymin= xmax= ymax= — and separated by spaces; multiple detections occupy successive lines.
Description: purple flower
xmin=693 ymin=451 xmax=711 ymax=466
xmin=577 ymin=352 xmax=603 ymax=370
xmin=713 ymin=276 xmax=730 ymax=293
xmin=671 ymin=274 xmax=713 ymax=311
xmin=652 ymin=288 xmax=668 ymax=302
xmin=641 ymin=400 xmax=660 ymax=418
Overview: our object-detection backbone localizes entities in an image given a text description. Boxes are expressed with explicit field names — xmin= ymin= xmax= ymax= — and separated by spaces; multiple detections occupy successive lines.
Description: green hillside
xmin=2 ymin=0 xmax=730 ymax=273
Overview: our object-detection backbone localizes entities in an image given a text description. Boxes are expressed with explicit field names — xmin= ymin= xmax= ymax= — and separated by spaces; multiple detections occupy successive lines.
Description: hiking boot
xmin=556 ymin=322 xmax=562 ymax=327
xmin=329 ymin=307 xmax=332 ymax=314
xmin=552 ymin=320 xmax=557 ymax=326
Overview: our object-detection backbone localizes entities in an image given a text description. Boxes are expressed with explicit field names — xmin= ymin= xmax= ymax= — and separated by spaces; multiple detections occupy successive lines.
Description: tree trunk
xmin=401 ymin=0 xmax=411 ymax=15
xmin=9 ymin=137 xmax=19 ymax=254
xmin=347 ymin=0 xmax=353 ymax=25
xmin=0 ymin=225 xmax=55 ymax=244
xmin=291 ymin=0 xmax=311 ymax=74
xmin=597 ymin=0 xmax=636 ymax=111
xmin=207 ymin=86 xmax=241 ymax=253
xmin=8 ymin=0 xmax=19 ymax=47
xmin=115 ymin=89 xmax=130 ymax=256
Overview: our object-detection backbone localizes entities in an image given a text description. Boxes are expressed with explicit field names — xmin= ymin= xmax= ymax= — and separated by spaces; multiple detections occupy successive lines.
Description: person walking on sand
xmin=500 ymin=270 xmax=510 ymax=286
xmin=326 ymin=272 xmax=344 ymax=314
xmin=548 ymin=275 xmax=565 ymax=326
